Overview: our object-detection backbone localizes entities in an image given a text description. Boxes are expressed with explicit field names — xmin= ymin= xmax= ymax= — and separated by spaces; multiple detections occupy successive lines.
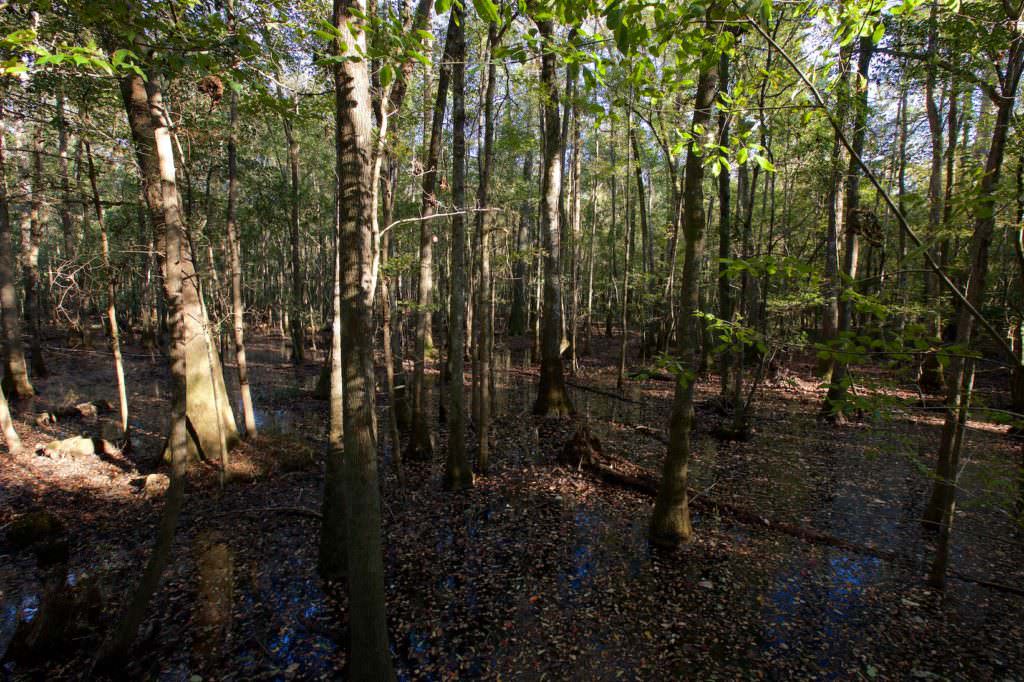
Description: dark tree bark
xmin=823 ymin=37 xmax=874 ymax=419
xmin=509 ymin=153 xmax=534 ymax=337
xmin=650 ymin=51 xmax=720 ymax=548
xmin=531 ymin=15 xmax=574 ymax=416
xmin=445 ymin=0 xmax=472 ymax=491
xmin=0 ymin=96 xmax=33 ymax=398
xmin=322 ymin=1 xmax=395 ymax=675
xmin=925 ymin=17 xmax=1024 ymax=588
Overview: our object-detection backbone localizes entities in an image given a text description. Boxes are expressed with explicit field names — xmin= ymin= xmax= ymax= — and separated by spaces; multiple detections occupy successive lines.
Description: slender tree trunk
xmin=25 ymin=126 xmax=47 ymax=378
xmin=283 ymin=105 xmax=306 ymax=364
xmin=475 ymin=20 xmax=499 ymax=473
xmin=532 ymin=16 xmax=573 ymax=416
xmin=445 ymin=0 xmax=472 ymax=490
xmin=0 ymin=97 xmax=32 ymax=398
xmin=618 ymin=108 xmax=634 ymax=391
xmin=817 ymin=47 xmax=852 ymax=381
xmin=85 ymin=141 xmax=130 ymax=440
xmin=509 ymin=153 xmax=533 ymax=336
xmin=823 ymin=38 xmax=874 ymax=419
xmin=408 ymin=11 xmax=458 ymax=460
xmin=323 ymin=2 xmax=395 ymax=674
xmin=650 ymin=53 xmax=719 ymax=547
xmin=716 ymin=50 xmax=733 ymax=397
xmin=225 ymin=82 xmax=257 ymax=437
xmin=924 ymin=25 xmax=1024 ymax=588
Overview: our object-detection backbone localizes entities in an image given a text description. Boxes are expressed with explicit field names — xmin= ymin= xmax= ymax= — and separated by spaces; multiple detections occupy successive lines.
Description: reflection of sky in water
xmin=236 ymin=573 xmax=337 ymax=680
xmin=764 ymin=552 xmax=881 ymax=677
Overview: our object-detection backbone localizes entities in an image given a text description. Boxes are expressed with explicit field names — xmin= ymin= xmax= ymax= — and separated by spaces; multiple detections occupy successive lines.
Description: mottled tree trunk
xmin=121 ymin=73 xmax=239 ymax=461
xmin=323 ymin=0 xmax=395 ymax=674
xmin=25 ymin=126 xmax=47 ymax=378
xmin=98 ymin=66 xmax=191 ymax=666
xmin=823 ymin=38 xmax=874 ymax=419
xmin=650 ymin=55 xmax=719 ymax=548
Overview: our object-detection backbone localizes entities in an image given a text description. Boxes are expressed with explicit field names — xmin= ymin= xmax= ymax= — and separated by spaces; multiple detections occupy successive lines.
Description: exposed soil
xmin=1 ymin=331 xmax=1022 ymax=680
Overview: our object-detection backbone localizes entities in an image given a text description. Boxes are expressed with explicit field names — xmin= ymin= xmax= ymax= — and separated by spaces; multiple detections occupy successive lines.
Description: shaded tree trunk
xmin=531 ymin=16 xmax=573 ymax=416
xmin=823 ymin=38 xmax=874 ymax=419
xmin=0 ymin=97 xmax=33 ymax=398
xmin=650 ymin=52 xmax=719 ymax=547
xmin=925 ymin=24 xmax=1024 ymax=588
xmin=445 ymin=0 xmax=472 ymax=491
xmin=323 ymin=1 xmax=395 ymax=674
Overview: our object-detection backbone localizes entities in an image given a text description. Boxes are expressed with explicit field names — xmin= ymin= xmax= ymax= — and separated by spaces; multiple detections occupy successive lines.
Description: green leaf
xmin=380 ymin=63 xmax=395 ymax=88
xmin=871 ymin=22 xmax=885 ymax=45
xmin=472 ymin=0 xmax=500 ymax=23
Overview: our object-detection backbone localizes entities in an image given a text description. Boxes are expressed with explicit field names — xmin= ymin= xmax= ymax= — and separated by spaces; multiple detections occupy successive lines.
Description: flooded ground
xmin=2 ymin=332 xmax=1023 ymax=679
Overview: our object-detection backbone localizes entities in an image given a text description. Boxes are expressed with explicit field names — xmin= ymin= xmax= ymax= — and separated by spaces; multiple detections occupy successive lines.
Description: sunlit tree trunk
xmin=225 ymin=68 xmax=257 ymax=437
xmin=121 ymin=71 xmax=239 ymax=461
xmin=0 ymin=382 xmax=18 ymax=454
xmin=85 ymin=141 xmax=130 ymax=440
xmin=408 ymin=11 xmax=458 ymax=460
xmin=99 ymin=65 xmax=191 ymax=666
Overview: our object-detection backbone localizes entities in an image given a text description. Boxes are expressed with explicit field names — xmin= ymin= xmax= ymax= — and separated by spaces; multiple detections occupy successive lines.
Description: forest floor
xmin=2 ymin=330 xmax=1023 ymax=680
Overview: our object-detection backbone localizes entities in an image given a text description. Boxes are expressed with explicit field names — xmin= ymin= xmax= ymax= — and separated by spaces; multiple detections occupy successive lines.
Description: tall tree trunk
xmin=121 ymin=72 xmax=239 ymax=461
xmin=618 ymin=107 xmax=634 ymax=391
xmin=85 ymin=141 xmax=130 ymax=441
xmin=924 ymin=22 xmax=1024 ymax=588
xmin=408 ymin=10 xmax=458 ymax=460
xmin=650 ymin=52 xmax=719 ymax=547
xmin=225 ymin=74 xmax=257 ymax=437
xmin=716 ymin=49 xmax=733 ymax=397
xmin=532 ymin=16 xmax=573 ymax=416
xmin=475 ymin=20 xmax=499 ymax=474
xmin=445 ymin=0 xmax=472 ymax=491
xmin=25 ymin=126 xmax=47 ymax=378
xmin=823 ymin=38 xmax=874 ymax=419
xmin=283 ymin=104 xmax=305 ymax=365
xmin=324 ymin=1 xmax=395 ymax=674
xmin=817 ymin=47 xmax=852 ymax=381
xmin=98 ymin=66 xmax=191 ymax=666
xmin=509 ymin=153 xmax=533 ymax=336
xmin=0 ymin=96 xmax=32 ymax=398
